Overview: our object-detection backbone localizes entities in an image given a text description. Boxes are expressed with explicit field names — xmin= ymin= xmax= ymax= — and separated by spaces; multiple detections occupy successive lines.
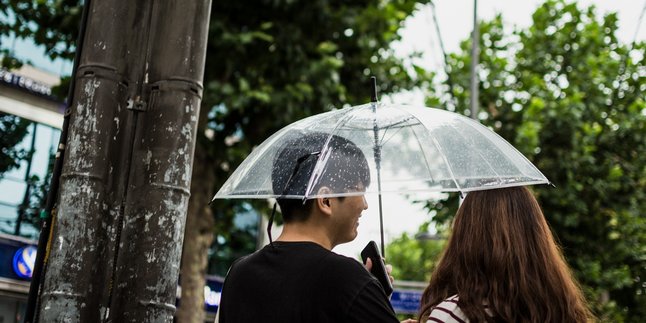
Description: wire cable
xmin=632 ymin=0 xmax=646 ymax=45
xmin=429 ymin=1 xmax=458 ymax=108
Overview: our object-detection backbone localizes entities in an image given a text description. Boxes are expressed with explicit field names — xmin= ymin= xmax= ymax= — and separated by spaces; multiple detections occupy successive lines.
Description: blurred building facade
xmin=0 ymin=65 xmax=63 ymax=322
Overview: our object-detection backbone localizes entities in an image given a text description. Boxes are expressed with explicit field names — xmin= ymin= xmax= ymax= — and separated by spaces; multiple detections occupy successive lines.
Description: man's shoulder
xmin=323 ymin=251 xmax=364 ymax=269
xmin=227 ymin=242 xmax=370 ymax=281
xmin=227 ymin=250 xmax=256 ymax=270
xmin=318 ymin=251 xmax=373 ymax=283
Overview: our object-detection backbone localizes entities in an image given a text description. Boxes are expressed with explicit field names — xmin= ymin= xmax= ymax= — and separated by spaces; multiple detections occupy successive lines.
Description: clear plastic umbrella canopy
xmin=213 ymin=102 xmax=549 ymax=201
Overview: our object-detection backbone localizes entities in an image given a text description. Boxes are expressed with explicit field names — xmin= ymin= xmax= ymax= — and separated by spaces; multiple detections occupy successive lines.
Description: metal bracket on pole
xmin=128 ymin=97 xmax=148 ymax=112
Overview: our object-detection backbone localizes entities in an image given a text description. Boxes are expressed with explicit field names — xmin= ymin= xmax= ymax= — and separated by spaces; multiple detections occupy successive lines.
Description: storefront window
xmin=0 ymin=112 xmax=59 ymax=239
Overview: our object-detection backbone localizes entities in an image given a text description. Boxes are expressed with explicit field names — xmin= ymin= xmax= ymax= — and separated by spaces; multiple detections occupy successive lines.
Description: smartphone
xmin=360 ymin=240 xmax=394 ymax=296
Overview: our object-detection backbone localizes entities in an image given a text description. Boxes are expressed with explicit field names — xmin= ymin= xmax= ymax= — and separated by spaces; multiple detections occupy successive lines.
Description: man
xmin=217 ymin=131 xmax=400 ymax=322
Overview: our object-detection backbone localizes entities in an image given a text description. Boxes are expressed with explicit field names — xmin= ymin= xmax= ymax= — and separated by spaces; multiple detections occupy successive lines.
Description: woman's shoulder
xmin=426 ymin=295 xmax=469 ymax=323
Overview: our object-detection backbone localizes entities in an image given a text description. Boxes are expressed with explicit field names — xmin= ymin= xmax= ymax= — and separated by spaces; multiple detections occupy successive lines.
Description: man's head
xmin=271 ymin=131 xmax=371 ymax=223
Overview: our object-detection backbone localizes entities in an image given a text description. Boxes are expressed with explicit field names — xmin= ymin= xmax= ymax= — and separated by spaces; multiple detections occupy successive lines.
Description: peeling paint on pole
xmin=40 ymin=70 xmax=128 ymax=321
xmin=109 ymin=86 xmax=203 ymax=322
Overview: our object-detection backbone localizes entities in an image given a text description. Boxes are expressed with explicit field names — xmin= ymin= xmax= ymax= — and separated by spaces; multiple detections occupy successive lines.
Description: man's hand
xmin=363 ymin=257 xmax=395 ymax=284
xmin=385 ymin=263 xmax=394 ymax=284
xmin=364 ymin=257 xmax=373 ymax=270
xmin=400 ymin=319 xmax=417 ymax=323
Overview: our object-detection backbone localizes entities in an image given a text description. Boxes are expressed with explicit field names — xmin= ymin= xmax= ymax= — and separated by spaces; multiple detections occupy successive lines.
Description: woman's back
xmin=418 ymin=187 xmax=593 ymax=323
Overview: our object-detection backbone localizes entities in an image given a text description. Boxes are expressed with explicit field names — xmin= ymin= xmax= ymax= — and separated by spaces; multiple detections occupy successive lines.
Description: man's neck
xmin=276 ymin=222 xmax=334 ymax=250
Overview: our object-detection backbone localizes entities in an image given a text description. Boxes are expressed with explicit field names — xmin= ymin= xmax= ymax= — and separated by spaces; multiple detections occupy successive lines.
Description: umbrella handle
xmin=369 ymin=78 xmax=385 ymax=258
xmin=370 ymin=76 xmax=378 ymax=103
xmin=377 ymin=192 xmax=385 ymax=258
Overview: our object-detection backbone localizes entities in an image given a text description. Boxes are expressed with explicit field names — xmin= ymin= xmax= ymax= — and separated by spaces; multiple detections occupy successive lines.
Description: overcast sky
xmin=396 ymin=0 xmax=644 ymax=72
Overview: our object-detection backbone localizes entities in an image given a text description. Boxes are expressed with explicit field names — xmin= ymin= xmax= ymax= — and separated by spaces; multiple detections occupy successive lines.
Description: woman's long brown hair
xmin=418 ymin=186 xmax=593 ymax=322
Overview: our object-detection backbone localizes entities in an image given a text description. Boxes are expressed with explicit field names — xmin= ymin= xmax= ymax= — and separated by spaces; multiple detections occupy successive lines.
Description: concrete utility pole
xmin=469 ymin=0 xmax=479 ymax=120
xmin=37 ymin=1 xmax=211 ymax=322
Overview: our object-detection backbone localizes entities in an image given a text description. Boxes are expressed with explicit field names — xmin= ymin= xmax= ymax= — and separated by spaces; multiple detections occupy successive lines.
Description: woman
xmin=418 ymin=186 xmax=593 ymax=322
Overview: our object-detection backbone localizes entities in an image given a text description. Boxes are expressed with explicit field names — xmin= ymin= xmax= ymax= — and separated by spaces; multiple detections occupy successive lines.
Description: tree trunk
xmin=176 ymin=109 xmax=215 ymax=323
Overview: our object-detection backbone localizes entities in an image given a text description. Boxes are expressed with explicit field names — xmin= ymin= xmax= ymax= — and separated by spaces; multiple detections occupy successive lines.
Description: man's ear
xmin=315 ymin=187 xmax=332 ymax=216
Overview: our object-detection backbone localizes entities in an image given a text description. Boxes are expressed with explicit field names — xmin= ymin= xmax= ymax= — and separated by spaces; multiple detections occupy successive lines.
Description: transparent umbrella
xmin=212 ymin=90 xmax=549 ymax=255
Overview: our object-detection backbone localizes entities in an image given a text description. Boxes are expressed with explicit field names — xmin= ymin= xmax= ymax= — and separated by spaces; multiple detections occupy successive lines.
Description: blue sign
xmin=390 ymin=289 xmax=423 ymax=314
xmin=12 ymin=245 xmax=37 ymax=279
xmin=204 ymin=276 xmax=224 ymax=313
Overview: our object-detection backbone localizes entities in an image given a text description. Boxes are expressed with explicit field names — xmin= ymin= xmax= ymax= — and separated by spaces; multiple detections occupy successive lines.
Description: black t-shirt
xmin=218 ymin=241 xmax=399 ymax=323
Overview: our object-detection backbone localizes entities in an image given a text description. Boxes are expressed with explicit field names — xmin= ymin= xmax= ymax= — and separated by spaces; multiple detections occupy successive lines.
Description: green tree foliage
xmin=203 ymin=0 xmax=429 ymax=180
xmin=0 ymin=0 xmax=80 ymax=65
xmin=386 ymin=231 xmax=445 ymax=282
xmin=408 ymin=1 xmax=645 ymax=321
xmin=0 ymin=113 xmax=30 ymax=176
xmin=204 ymin=0 xmax=431 ymax=275
xmin=206 ymin=201 xmax=260 ymax=276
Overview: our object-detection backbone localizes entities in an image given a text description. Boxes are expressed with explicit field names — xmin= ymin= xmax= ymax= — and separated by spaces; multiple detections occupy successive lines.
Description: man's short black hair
xmin=271 ymin=131 xmax=371 ymax=222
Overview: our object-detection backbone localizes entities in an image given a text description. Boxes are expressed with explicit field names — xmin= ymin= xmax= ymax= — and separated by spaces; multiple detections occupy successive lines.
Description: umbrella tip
xmin=370 ymin=76 xmax=378 ymax=103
